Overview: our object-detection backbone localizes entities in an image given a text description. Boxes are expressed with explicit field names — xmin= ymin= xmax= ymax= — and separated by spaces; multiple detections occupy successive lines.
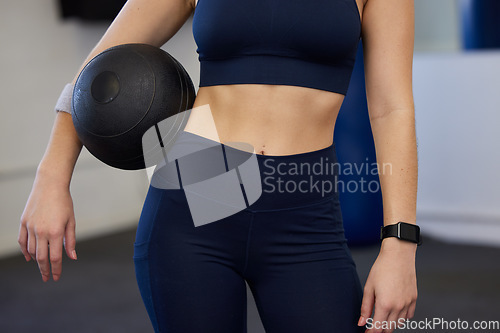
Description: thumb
xmin=358 ymin=285 xmax=374 ymax=327
xmin=64 ymin=215 xmax=77 ymax=260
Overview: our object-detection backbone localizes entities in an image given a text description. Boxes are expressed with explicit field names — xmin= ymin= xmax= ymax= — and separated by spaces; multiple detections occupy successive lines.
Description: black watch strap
xmin=380 ymin=222 xmax=422 ymax=245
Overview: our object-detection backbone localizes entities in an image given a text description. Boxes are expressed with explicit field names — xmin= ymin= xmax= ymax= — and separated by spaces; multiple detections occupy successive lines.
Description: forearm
xmin=37 ymin=30 xmax=108 ymax=187
xmin=37 ymin=112 xmax=83 ymax=189
xmin=37 ymin=0 xmax=195 ymax=187
xmin=370 ymin=108 xmax=418 ymax=253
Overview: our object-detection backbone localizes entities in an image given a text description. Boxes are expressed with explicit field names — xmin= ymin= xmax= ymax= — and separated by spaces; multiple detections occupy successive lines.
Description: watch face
xmin=400 ymin=223 xmax=420 ymax=243
xmin=381 ymin=222 xmax=422 ymax=245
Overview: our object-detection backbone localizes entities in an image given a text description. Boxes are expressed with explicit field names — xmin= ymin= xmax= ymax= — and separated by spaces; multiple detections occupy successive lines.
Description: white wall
xmin=412 ymin=1 xmax=500 ymax=247
xmin=413 ymin=51 xmax=500 ymax=247
xmin=0 ymin=0 xmax=200 ymax=259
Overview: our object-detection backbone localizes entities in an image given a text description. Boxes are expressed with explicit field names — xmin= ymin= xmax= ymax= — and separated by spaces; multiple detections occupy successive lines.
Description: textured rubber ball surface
xmin=72 ymin=43 xmax=196 ymax=170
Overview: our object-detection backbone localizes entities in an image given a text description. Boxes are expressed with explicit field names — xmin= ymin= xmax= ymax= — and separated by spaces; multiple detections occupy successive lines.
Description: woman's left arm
xmin=357 ymin=0 xmax=418 ymax=332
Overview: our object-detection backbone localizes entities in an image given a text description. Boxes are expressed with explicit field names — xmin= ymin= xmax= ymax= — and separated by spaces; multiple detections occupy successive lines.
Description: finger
xmin=407 ymin=301 xmax=416 ymax=319
xmin=397 ymin=308 xmax=409 ymax=329
xmin=36 ymin=237 xmax=50 ymax=282
xmin=384 ymin=310 xmax=401 ymax=333
xmin=49 ymin=236 xmax=64 ymax=282
xmin=368 ymin=302 xmax=391 ymax=333
xmin=358 ymin=286 xmax=374 ymax=327
xmin=18 ymin=223 xmax=31 ymax=261
xmin=64 ymin=215 xmax=77 ymax=260
xmin=27 ymin=228 xmax=37 ymax=260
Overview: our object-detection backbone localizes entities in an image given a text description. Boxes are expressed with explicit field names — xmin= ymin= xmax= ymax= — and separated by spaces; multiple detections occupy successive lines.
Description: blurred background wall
xmin=0 ymin=0 xmax=200 ymax=259
xmin=0 ymin=0 xmax=499 ymax=259
xmin=412 ymin=0 xmax=500 ymax=247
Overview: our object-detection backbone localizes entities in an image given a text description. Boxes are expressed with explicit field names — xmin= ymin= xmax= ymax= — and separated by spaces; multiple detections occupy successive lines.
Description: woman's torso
xmin=186 ymin=0 xmax=364 ymax=156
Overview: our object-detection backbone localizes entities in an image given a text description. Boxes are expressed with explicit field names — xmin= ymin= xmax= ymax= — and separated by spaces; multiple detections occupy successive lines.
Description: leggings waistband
xmin=249 ymin=140 xmax=340 ymax=211
xmin=151 ymin=131 xmax=341 ymax=212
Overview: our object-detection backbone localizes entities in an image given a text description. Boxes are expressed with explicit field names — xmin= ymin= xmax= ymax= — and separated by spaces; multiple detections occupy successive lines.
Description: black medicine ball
xmin=72 ymin=43 xmax=196 ymax=170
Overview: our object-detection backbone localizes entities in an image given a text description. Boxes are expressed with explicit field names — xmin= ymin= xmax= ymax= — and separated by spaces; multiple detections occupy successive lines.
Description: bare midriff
xmin=186 ymin=84 xmax=346 ymax=156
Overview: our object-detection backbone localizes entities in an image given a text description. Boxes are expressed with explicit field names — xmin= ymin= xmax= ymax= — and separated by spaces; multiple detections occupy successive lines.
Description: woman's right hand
xmin=18 ymin=170 xmax=78 ymax=282
xmin=16 ymin=0 xmax=196 ymax=282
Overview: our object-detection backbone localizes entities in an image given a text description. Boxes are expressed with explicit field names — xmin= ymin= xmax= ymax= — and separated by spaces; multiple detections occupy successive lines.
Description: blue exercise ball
xmin=461 ymin=0 xmax=500 ymax=49
xmin=334 ymin=42 xmax=383 ymax=247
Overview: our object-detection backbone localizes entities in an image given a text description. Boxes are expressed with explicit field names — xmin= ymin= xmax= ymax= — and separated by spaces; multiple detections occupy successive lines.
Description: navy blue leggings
xmin=133 ymin=132 xmax=364 ymax=333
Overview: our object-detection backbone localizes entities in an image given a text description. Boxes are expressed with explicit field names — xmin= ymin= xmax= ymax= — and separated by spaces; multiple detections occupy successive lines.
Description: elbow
xmin=368 ymin=105 xmax=415 ymax=122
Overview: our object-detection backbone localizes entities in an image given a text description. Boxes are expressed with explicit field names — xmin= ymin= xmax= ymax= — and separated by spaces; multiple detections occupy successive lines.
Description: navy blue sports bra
xmin=192 ymin=0 xmax=361 ymax=95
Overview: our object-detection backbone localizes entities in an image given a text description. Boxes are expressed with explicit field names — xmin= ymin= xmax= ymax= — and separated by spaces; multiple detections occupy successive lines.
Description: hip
xmin=135 ymin=130 xmax=349 ymax=256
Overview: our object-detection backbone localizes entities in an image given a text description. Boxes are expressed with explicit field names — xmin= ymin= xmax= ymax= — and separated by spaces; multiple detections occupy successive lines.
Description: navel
xmin=259 ymin=144 xmax=266 ymax=155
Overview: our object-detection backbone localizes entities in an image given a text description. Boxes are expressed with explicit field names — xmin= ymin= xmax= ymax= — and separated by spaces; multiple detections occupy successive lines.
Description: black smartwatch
xmin=380 ymin=222 xmax=422 ymax=246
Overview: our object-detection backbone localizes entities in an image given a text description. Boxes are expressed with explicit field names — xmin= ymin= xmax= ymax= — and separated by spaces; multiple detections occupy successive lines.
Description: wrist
xmin=36 ymin=161 xmax=72 ymax=189
xmin=380 ymin=237 xmax=417 ymax=256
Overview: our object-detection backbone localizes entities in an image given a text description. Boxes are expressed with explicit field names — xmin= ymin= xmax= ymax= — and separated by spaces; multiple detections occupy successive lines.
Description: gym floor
xmin=1 ymin=229 xmax=499 ymax=333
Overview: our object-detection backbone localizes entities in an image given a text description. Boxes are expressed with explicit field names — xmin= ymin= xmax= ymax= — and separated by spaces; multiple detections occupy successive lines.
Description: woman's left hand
xmin=358 ymin=238 xmax=418 ymax=333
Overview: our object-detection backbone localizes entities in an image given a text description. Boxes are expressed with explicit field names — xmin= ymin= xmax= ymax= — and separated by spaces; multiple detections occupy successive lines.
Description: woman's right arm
xmin=18 ymin=0 xmax=195 ymax=282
